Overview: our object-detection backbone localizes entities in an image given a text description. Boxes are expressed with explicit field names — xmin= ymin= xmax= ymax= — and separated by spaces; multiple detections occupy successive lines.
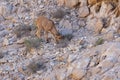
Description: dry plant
xmin=94 ymin=38 xmax=104 ymax=46
xmin=63 ymin=33 xmax=73 ymax=41
xmin=14 ymin=24 xmax=36 ymax=38
xmin=25 ymin=58 xmax=47 ymax=75
xmin=24 ymin=38 xmax=43 ymax=52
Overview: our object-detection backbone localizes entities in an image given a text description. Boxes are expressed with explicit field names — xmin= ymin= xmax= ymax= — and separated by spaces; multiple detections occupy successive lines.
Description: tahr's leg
xmin=45 ymin=31 xmax=49 ymax=43
xmin=50 ymin=31 xmax=58 ymax=43
xmin=36 ymin=27 xmax=42 ymax=38
xmin=36 ymin=30 xmax=40 ymax=38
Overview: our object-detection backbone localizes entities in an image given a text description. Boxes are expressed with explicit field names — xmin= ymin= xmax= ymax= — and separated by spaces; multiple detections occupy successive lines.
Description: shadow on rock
xmin=56 ymin=33 xmax=73 ymax=48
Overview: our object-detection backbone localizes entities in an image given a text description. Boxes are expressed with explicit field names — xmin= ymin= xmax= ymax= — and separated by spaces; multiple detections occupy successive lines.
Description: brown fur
xmin=35 ymin=16 xmax=63 ymax=43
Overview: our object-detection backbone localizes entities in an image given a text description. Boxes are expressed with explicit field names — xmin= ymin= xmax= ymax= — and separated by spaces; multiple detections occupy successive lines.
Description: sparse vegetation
xmin=26 ymin=60 xmax=46 ymax=74
xmin=24 ymin=38 xmax=43 ymax=52
xmin=14 ymin=24 xmax=36 ymax=38
xmin=52 ymin=9 xmax=66 ymax=19
xmin=94 ymin=38 xmax=104 ymax=46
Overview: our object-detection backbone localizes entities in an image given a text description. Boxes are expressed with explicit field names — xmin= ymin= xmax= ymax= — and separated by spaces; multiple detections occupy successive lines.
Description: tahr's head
xmin=55 ymin=33 xmax=64 ymax=43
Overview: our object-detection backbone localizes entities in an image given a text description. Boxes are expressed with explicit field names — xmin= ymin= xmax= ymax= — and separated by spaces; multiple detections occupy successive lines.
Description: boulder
xmin=57 ymin=0 xmax=79 ymax=8
xmin=65 ymin=0 xmax=79 ymax=8
xmin=78 ymin=6 xmax=90 ymax=18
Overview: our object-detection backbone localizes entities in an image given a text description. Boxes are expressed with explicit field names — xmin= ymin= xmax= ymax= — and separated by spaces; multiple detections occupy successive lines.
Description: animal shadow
xmin=56 ymin=33 xmax=73 ymax=48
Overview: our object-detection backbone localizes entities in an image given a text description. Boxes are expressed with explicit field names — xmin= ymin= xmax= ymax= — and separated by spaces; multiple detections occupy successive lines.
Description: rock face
xmin=0 ymin=0 xmax=120 ymax=80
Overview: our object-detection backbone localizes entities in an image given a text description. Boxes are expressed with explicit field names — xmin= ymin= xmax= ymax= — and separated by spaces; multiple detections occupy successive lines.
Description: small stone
xmin=91 ymin=67 xmax=101 ymax=75
xmin=0 ymin=58 xmax=7 ymax=64
xmin=115 ymin=37 xmax=120 ymax=42
xmin=98 ymin=60 xmax=114 ymax=74
xmin=69 ymin=68 xmax=85 ymax=80
xmin=78 ymin=20 xmax=86 ymax=27
xmin=0 ymin=25 xmax=4 ymax=31
xmin=67 ymin=54 xmax=77 ymax=63
xmin=16 ymin=37 xmax=26 ymax=44
xmin=9 ymin=36 xmax=17 ymax=44
xmin=0 ymin=5 xmax=6 ymax=15
xmin=3 ymin=38 xmax=9 ymax=46
xmin=55 ymin=69 xmax=66 ymax=80
xmin=6 ymin=3 xmax=13 ymax=14
xmin=43 ymin=72 xmax=56 ymax=80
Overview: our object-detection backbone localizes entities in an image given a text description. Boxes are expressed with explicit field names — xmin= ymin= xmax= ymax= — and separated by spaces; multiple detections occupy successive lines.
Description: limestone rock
xmin=69 ymin=68 xmax=85 ymax=80
xmin=55 ymin=69 xmax=66 ymax=80
xmin=43 ymin=72 xmax=56 ymax=80
xmin=57 ymin=0 xmax=65 ymax=6
xmin=102 ymin=74 xmax=116 ymax=80
xmin=86 ymin=18 xmax=97 ymax=31
xmin=3 ymin=38 xmax=9 ymax=46
xmin=95 ymin=19 xmax=103 ymax=34
xmin=0 ymin=30 xmax=8 ymax=38
xmin=65 ymin=0 xmax=79 ymax=8
xmin=102 ymin=30 xmax=114 ymax=40
xmin=78 ymin=20 xmax=86 ymax=27
xmin=57 ymin=0 xmax=80 ymax=8
xmin=79 ymin=0 xmax=88 ymax=6
xmin=88 ymin=0 xmax=97 ymax=6
xmin=0 ymin=4 xmax=6 ymax=15
xmin=16 ymin=38 xmax=25 ymax=44
xmin=79 ymin=6 xmax=90 ymax=18
xmin=0 ymin=58 xmax=7 ymax=64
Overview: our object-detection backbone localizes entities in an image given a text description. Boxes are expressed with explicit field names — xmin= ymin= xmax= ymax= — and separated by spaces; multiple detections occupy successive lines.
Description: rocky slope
xmin=0 ymin=0 xmax=120 ymax=80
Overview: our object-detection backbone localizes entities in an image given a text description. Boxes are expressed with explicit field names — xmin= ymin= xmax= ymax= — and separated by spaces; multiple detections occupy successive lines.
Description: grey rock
xmin=0 ymin=25 xmax=4 ymax=31
xmin=0 ymin=30 xmax=8 ymax=38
